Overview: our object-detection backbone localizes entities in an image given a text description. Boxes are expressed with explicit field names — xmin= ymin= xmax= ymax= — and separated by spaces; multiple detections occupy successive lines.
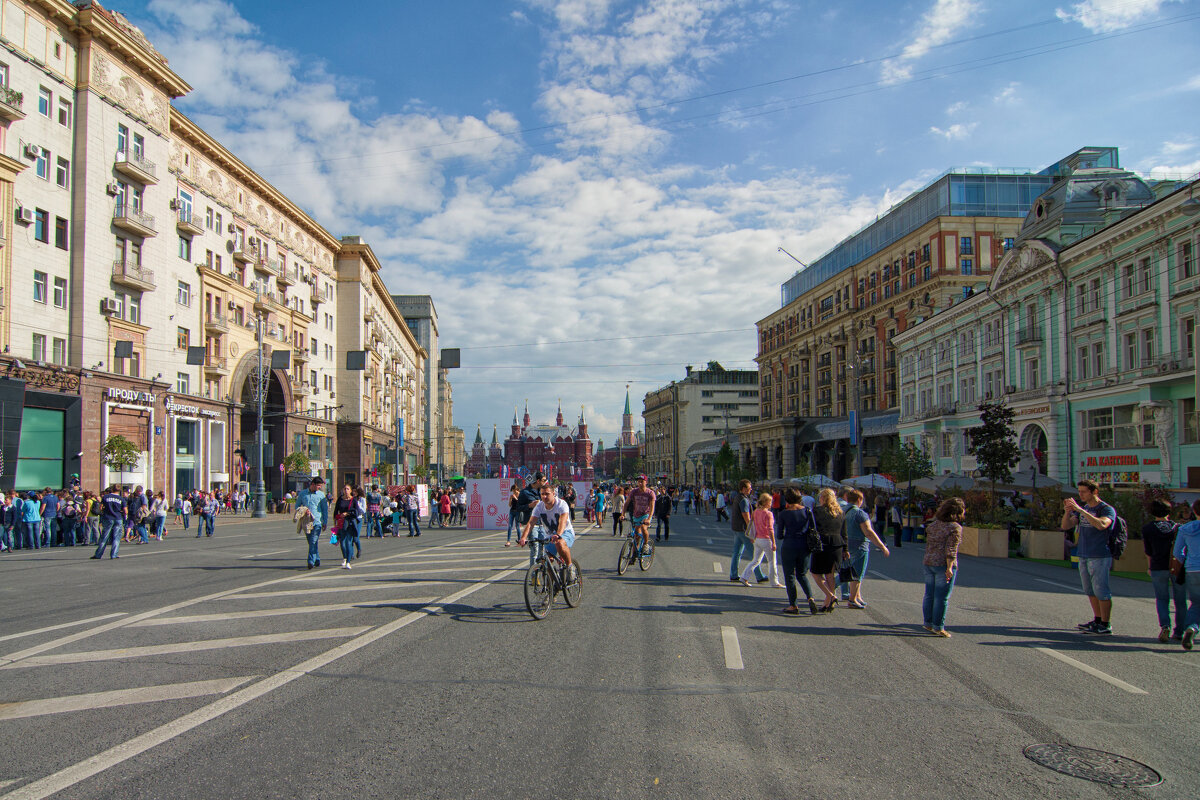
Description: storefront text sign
xmin=1017 ymin=406 xmax=1050 ymax=416
xmin=164 ymin=397 xmax=221 ymax=418
xmin=305 ymin=423 xmax=328 ymax=436
xmin=107 ymin=387 xmax=155 ymax=406
xmin=1084 ymin=455 xmax=1139 ymax=467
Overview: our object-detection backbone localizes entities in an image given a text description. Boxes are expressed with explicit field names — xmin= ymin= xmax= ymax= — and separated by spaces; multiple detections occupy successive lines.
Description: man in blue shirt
xmin=91 ymin=486 xmax=127 ymax=559
xmin=729 ymin=479 xmax=766 ymax=583
xmin=40 ymin=489 xmax=60 ymax=547
xmin=295 ymin=477 xmax=328 ymax=569
xmin=1062 ymin=479 xmax=1116 ymax=635
xmin=22 ymin=491 xmax=42 ymax=550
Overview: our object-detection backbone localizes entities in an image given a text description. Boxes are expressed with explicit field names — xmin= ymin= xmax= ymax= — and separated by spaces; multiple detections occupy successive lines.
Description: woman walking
xmin=595 ymin=486 xmax=607 ymax=526
xmin=777 ymin=488 xmax=819 ymax=614
xmin=333 ymin=485 xmax=361 ymax=569
xmin=922 ymin=497 xmax=964 ymax=638
xmin=1173 ymin=499 xmax=1200 ymax=650
xmin=740 ymin=492 xmax=784 ymax=588
xmin=1143 ymin=499 xmax=1186 ymax=642
xmin=810 ymin=488 xmax=845 ymax=611
xmin=611 ymin=486 xmax=625 ymax=537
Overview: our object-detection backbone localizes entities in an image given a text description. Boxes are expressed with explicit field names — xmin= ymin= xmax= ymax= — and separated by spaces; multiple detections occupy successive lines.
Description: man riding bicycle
xmin=623 ymin=475 xmax=657 ymax=555
xmin=519 ymin=485 xmax=575 ymax=567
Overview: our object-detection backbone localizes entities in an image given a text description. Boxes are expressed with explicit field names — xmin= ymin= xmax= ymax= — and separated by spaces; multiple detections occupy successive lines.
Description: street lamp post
xmin=252 ymin=311 xmax=266 ymax=518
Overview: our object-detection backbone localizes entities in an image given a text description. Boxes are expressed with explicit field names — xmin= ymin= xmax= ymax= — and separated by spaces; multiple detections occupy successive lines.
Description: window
xmin=1141 ymin=328 xmax=1155 ymax=363
xmin=960 ymin=236 xmax=973 ymax=255
xmin=0 ymin=64 xmax=8 ymax=87
xmin=177 ymin=327 xmax=189 ymax=349
xmin=1077 ymin=346 xmax=1090 ymax=380
xmin=128 ymin=295 xmax=141 ymax=325
xmin=1092 ymin=342 xmax=1104 ymax=377
xmin=214 ymin=211 xmax=223 ymax=232
xmin=1076 ymin=284 xmax=1087 ymax=315
xmin=923 ymin=265 xmax=931 ymax=281
xmin=1003 ymin=238 xmax=1015 ymax=251
xmin=1139 ymin=257 xmax=1152 ymax=294
xmin=57 ymin=97 xmax=72 ymax=127
xmin=1083 ymin=406 xmax=1151 ymax=450
xmin=33 ymin=271 xmax=47 ymax=303
xmin=52 ymin=337 xmax=66 ymax=365
xmin=35 ymin=148 xmax=49 ymax=179
xmin=1183 ymin=317 xmax=1196 ymax=360
xmin=177 ymin=281 xmax=192 ymax=306
xmin=32 ymin=333 xmax=46 ymax=361
xmin=960 ymin=258 xmax=973 ymax=275
xmin=38 ymin=87 xmax=51 ymax=117
xmin=52 ymin=277 xmax=66 ymax=308
xmin=178 ymin=190 xmax=194 ymax=222
xmin=117 ymin=124 xmax=128 ymax=154
xmin=1125 ymin=332 xmax=1138 ymax=368
xmin=1181 ymin=240 xmax=1196 ymax=279
xmin=1025 ymin=357 xmax=1039 ymax=389
xmin=176 ymin=372 xmax=190 ymax=394
xmin=54 ymin=217 xmax=68 ymax=250
xmin=310 ymin=338 xmax=318 ymax=355
xmin=132 ymin=133 xmax=144 ymax=160
xmin=1123 ymin=264 xmax=1135 ymax=298
xmin=178 ymin=236 xmax=191 ymax=261
xmin=205 ymin=207 xmax=214 ymax=230
xmin=1090 ymin=277 xmax=1101 ymax=311
xmin=54 ymin=157 xmax=69 ymax=188
xmin=922 ymin=244 xmax=930 ymax=262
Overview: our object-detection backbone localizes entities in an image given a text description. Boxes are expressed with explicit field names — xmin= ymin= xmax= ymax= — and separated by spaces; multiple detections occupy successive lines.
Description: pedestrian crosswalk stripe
xmin=0 ymin=627 xmax=371 ymax=669
xmin=0 ymin=614 xmax=127 ymax=644
xmin=220 ymin=581 xmax=453 ymax=600
xmin=130 ymin=598 xmax=439 ymax=627
xmin=713 ymin=562 xmax=722 ymax=573
xmin=295 ymin=563 xmax=524 ymax=582
xmin=0 ymin=676 xmax=257 ymax=721
xmin=237 ymin=549 xmax=293 ymax=559
xmin=114 ymin=549 xmax=178 ymax=559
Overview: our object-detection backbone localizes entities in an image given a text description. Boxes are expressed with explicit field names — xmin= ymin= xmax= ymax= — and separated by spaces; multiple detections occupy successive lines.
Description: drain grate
xmin=1023 ymin=744 xmax=1163 ymax=788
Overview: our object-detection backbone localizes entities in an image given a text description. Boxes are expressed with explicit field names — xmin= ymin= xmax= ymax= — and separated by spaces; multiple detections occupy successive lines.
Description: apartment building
xmin=896 ymin=152 xmax=1197 ymax=489
xmin=390 ymin=294 xmax=442 ymax=474
xmin=642 ymin=363 xmax=758 ymax=483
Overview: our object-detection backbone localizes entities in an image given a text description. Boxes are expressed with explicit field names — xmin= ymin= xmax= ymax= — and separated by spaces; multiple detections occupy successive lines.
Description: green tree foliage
xmin=967 ymin=402 xmax=1020 ymax=502
xmin=880 ymin=439 xmax=934 ymax=511
xmin=100 ymin=434 xmax=140 ymax=471
xmin=282 ymin=450 xmax=311 ymax=476
xmin=713 ymin=442 xmax=736 ymax=483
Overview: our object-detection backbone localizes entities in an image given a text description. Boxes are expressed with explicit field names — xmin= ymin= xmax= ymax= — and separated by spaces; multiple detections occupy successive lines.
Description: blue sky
xmin=123 ymin=0 xmax=1200 ymax=450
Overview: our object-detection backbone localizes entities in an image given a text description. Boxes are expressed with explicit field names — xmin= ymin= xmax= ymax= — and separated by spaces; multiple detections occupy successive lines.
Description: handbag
xmin=745 ymin=515 xmax=756 ymax=540
xmin=1169 ymin=555 xmax=1186 ymax=584
xmin=837 ymin=556 xmax=854 ymax=584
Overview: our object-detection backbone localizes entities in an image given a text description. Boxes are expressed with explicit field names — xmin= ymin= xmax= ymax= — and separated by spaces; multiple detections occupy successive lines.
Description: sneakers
xmin=1077 ymin=619 xmax=1100 ymax=632
xmin=1158 ymin=626 xmax=1171 ymax=644
xmin=1184 ymin=628 xmax=1196 ymax=651
xmin=1090 ymin=622 xmax=1113 ymax=636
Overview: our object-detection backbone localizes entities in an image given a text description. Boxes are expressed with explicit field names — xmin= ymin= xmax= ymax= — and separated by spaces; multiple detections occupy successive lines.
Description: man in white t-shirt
xmin=519 ymin=485 xmax=575 ymax=567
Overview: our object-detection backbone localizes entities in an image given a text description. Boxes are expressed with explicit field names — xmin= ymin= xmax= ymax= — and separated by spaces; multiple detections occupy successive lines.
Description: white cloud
xmin=945 ymin=100 xmax=968 ymax=116
xmin=881 ymin=0 xmax=979 ymax=84
xmin=993 ymin=82 xmax=1020 ymax=104
xmin=1055 ymin=0 xmax=1184 ymax=32
xmin=929 ymin=123 xmax=977 ymax=140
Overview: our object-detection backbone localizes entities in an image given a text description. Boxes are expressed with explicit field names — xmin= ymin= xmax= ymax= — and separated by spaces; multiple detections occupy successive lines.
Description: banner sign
xmin=463 ymin=480 xmax=595 ymax=531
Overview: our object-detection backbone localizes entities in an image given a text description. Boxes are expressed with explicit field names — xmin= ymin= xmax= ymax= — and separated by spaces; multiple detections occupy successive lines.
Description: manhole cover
xmin=1023 ymin=744 xmax=1162 ymax=788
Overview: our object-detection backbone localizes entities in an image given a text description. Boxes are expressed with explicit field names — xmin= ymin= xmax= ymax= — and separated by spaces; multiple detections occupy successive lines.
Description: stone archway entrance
xmin=1019 ymin=423 xmax=1049 ymax=475
xmin=239 ymin=362 xmax=289 ymax=501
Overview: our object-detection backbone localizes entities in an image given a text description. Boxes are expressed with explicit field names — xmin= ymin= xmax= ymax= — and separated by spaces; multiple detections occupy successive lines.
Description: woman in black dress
xmin=777 ymin=488 xmax=819 ymax=615
xmin=810 ymin=488 xmax=846 ymax=612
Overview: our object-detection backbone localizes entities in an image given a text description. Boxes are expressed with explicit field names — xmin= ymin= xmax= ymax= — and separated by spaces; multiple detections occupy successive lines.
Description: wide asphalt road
xmin=0 ymin=510 xmax=1195 ymax=799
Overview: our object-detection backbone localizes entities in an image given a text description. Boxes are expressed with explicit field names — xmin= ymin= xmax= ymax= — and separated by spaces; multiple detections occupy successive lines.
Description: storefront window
xmin=1184 ymin=399 xmax=1199 ymax=445
xmin=175 ymin=419 xmax=198 ymax=493
xmin=1083 ymin=405 xmax=1152 ymax=450
xmin=15 ymin=407 xmax=63 ymax=490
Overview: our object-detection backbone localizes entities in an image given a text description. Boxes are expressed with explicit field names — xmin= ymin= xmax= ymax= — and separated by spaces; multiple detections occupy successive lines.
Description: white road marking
xmin=0 ymin=614 xmax=127 ymax=644
xmin=1033 ymin=647 xmax=1147 ymax=694
xmin=0 ymin=677 xmax=257 ymax=721
xmin=1035 ymin=577 xmax=1080 ymax=591
xmin=0 ymin=565 xmax=524 ymax=800
xmin=237 ymin=549 xmax=293 ymax=559
xmin=0 ymin=628 xmax=371 ymax=669
xmin=220 ymin=581 xmax=453 ymax=600
xmin=721 ymin=626 xmax=744 ymax=670
xmin=868 ymin=570 xmax=898 ymax=583
xmin=713 ymin=562 xmax=722 ymax=574
xmin=114 ymin=549 xmax=177 ymax=559
xmin=130 ymin=598 xmax=439 ymax=626
xmin=706 ymin=538 xmax=713 ymax=545
xmin=0 ymin=782 xmax=17 ymax=791
xmin=348 ymin=556 xmax=520 ymax=568
xmin=295 ymin=563 xmax=525 ymax=582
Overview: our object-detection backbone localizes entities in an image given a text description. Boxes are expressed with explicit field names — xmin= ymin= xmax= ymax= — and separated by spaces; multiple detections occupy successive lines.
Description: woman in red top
xmin=739 ymin=493 xmax=784 ymax=588
xmin=438 ymin=491 xmax=452 ymax=528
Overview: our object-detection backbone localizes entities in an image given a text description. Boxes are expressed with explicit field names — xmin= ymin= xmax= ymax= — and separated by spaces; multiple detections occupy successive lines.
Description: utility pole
xmin=252 ymin=311 xmax=266 ymax=518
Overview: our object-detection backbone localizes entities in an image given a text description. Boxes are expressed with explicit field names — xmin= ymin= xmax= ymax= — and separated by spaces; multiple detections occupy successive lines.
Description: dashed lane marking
xmin=0 ymin=614 xmax=127 ymax=645
xmin=868 ymin=570 xmax=898 ymax=582
xmin=721 ymin=626 xmax=744 ymax=670
xmin=129 ymin=598 xmax=440 ymax=627
xmin=713 ymin=562 xmax=722 ymax=574
xmin=1033 ymin=646 xmax=1147 ymax=694
xmin=0 ymin=676 xmax=257 ymax=721
xmin=0 ymin=628 xmax=371 ymax=669
xmin=237 ymin=550 xmax=293 ymax=559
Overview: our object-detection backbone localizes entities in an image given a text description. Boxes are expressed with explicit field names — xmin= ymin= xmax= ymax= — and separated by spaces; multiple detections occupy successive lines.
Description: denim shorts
xmin=849 ymin=547 xmax=870 ymax=580
xmin=545 ymin=528 xmax=576 ymax=557
xmin=1078 ymin=556 xmax=1113 ymax=601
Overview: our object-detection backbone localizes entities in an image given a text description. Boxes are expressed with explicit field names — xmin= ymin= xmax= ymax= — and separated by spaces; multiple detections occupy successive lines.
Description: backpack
xmin=1108 ymin=512 xmax=1128 ymax=559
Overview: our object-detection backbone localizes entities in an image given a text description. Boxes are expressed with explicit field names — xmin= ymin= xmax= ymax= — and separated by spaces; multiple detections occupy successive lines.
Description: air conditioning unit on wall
xmin=15 ymin=207 xmax=33 ymax=225
xmin=101 ymin=298 xmax=120 ymax=314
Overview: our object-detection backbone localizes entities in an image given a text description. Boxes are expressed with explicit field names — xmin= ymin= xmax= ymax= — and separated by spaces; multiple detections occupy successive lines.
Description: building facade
xmin=642 ymin=363 xmax=758 ymax=483
xmin=0 ymin=1 xmax=432 ymax=497
xmin=896 ymin=150 xmax=1197 ymax=490
xmin=737 ymin=153 xmax=1080 ymax=481
xmin=391 ymin=294 xmax=443 ymax=474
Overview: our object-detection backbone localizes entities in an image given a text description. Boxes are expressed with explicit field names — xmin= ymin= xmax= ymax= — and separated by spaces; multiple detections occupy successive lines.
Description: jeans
xmin=87 ymin=518 xmax=101 ymax=544
xmin=367 ymin=513 xmax=383 ymax=538
xmin=842 ymin=547 xmax=870 ymax=600
xmin=778 ymin=541 xmax=813 ymax=605
xmin=205 ymin=513 xmax=216 ymax=537
xmin=60 ymin=519 xmax=76 ymax=546
xmin=0 ymin=524 xmax=11 ymax=551
xmin=407 ymin=509 xmax=421 ymax=536
xmin=730 ymin=531 xmax=766 ymax=581
xmin=1078 ymin=556 xmax=1113 ymax=601
xmin=306 ymin=523 xmax=323 ymax=567
xmin=655 ymin=516 xmax=670 ymax=540
xmin=506 ymin=513 xmax=520 ymax=542
xmin=1184 ymin=571 xmax=1200 ymax=633
xmin=137 ymin=522 xmax=149 ymax=544
xmin=93 ymin=519 xmax=123 ymax=558
xmin=182 ymin=513 xmax=190 ymax=530
xmin=1150 ymin=570 xmax=1187 ymax=634
xmin=922 ymin=564 xmax=957 ymax=630
xmin=340 ymin=520 xmax=360 ymax=562
xmin=24 ymin=521 xmax=42 ymax=550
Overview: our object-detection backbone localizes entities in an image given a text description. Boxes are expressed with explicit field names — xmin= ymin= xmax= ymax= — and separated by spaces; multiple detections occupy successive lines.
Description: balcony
xmin=293 ymin=346 xmax=310 ymax=364
xmin=111 ymin=260 xmax=156 ymax=292
xmin=112 ymin=203 xmax=156 ymax=237
xmin=364 ymin=307 xmax=379 ymax=323
xmin=291 ymin=379 xmax=313 ymax=397
xmin=278 ymin=264 xmax=300 ymax=286
xmin=0 ymin=85 xmax=25 ymax=120
xmin=176 ymin=209 xmax=203 ymax=236
xmin=1010 ymin=385 xmax=1052 ymax=402
xmin=1016 ymin=327 xmax=1043 ymax=347
xmin=232 ymin=246 xmax=253 ymax=264
xmin=1148 ymin=352 xmax=1195 ymax=377
xmin=204 ymin=313 xmax=229 ymax=333
xmin=310 ymin=289 xmax=323 ymax=307
xmin=204 ymin=355 xmax=229 ymax=376
xmin=114 ymin=151 xmax=158 ymax=184
xmin=253 ymin=256 xmax=279 ymax=277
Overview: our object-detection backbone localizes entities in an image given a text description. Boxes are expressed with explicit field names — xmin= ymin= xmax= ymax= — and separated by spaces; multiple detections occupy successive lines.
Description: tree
xmin=101 ymin=434 xmax=140 ymax=473
xmin=880 ymin=439 xmax=934 ymax=512
xmin=282 ymin=450 xmax=311 ymax=476
xmin=414 ymin=464 xmax=428 ymax=480
xmin=968 ymin=401 xmax=1021 ymax=505
xmin=712 ymin=442 xmax=736 ymax=484
xmin=377 ymin=462 xmax=394 ymax=483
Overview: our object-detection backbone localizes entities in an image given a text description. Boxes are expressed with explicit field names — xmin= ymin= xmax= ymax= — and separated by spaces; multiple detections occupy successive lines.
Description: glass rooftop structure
xmin=778 ymin=147 xmax=1118 ymax=307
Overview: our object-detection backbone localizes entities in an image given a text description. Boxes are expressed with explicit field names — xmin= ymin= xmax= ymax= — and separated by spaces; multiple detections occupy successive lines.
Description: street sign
xmin=279 ymin=463 xmax=284 ymax=472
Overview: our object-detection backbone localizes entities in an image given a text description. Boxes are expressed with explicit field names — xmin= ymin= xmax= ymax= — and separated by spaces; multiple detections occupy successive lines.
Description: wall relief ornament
xmin=91 ymin=54 xmax=169 ymax=133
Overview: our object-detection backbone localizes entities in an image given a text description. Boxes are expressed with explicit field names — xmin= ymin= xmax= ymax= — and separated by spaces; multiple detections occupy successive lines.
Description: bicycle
xmin=616 ymin=528 xmax=654 ymax=575
xmin=523 ymin=529 xmax=583 ymax=620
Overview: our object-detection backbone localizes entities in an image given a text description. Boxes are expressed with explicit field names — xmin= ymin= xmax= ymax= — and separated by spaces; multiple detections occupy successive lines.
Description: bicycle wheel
xmin=617 ymin=539 xmax=633 ymax=575
xmin=639 ymin=540 xmax=655 ymax=571
xmin=524 ymin=561 xmax=553 ymax=619
xmin=562 ymin=560 xmax=583 ymax=607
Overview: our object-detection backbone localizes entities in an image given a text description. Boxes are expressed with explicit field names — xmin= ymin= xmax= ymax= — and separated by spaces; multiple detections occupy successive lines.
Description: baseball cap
xmin=638 ymin=474 xmax=647 ymax=481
